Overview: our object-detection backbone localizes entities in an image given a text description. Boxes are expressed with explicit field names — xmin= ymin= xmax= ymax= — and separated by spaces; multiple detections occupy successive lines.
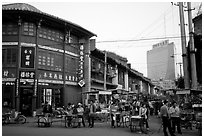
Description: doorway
xmin=20 ymin=88 xmax=33 ymax=116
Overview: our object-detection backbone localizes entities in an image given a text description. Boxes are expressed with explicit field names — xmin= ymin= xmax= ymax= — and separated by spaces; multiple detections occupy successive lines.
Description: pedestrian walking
xmin=160 ymin=100 xmax=175 ymax=136
xmin=88 ymin=100 xmax=96 ymax=128
xmin=77 ymin=103 xmax=85 ymax=127
xmin=66 ymin=103 xmax=73 ymax=127
xmin=169 ymin=101 xmax=182 ymax=134
xmin=110 ymin=102 xmax=119 ymax=128
xmin=139 ymin=103 xmax=149 ymax=131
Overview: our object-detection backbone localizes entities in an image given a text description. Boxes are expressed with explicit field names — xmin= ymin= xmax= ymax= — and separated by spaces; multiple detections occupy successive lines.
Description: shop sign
xmin=34 ymin=79 xmax=38 ymax=96
xmin=38 ymin=71 xmax=78 ymax=84
xmin=21 ymin=46 xmax=35 ymax=68
xmin=20 ymin=71 xmax=35 ymax=79
xmin=39 ymin=71 xmax=63 ymax=80
xmin=78 ymin=79 xmax=85 ymax=87
xmin=16 ymin=79 xmax=19 ymax=96
xmin=2 ymin=69 xmax=16 ymax=78
xmin=77 ymin=44 xmax=85 ymax=87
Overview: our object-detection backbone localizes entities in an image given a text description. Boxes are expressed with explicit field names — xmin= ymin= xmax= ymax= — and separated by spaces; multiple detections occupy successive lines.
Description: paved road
xmin=2 ymin=116 xmax=200 ymax=136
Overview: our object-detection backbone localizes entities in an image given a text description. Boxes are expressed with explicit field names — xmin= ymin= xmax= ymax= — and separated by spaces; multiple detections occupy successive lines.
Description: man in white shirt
xmin=169 ymin=101 xmax=182 ymax=134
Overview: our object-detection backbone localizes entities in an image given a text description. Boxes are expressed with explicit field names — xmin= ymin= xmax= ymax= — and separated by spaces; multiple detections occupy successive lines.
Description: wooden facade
xmin=2 ymin=3 xmax=96 ymax=116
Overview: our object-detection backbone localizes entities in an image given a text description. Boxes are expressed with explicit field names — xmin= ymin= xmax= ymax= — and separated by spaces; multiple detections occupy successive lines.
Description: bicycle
xmin=2 ymin=111 xmax=26 ymax=125
xmin=37 ymin=113 xmax=53 ymax=127
xmin=116 ymin=112 xmax=130 ymax=128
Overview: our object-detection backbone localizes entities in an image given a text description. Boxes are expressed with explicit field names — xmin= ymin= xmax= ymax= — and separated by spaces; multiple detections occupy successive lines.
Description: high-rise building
xmin=147 ymin=40 xmax=176 ymax=89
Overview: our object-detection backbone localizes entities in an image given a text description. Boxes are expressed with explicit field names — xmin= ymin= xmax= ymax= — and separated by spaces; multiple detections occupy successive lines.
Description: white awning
xmin=99 ymin=91 xmax=112 ymax=95
xmin=176 ymin=90 xmax=190 ymax=94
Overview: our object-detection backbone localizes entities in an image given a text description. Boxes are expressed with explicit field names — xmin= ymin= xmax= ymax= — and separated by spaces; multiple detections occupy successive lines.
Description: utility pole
xmin=187 ymin=2 xmax=198 ymax=90
xmin=104 ymin=51 xmax=107 ymax=90
xmin=178 ymin=2 xmax=190 ymax=89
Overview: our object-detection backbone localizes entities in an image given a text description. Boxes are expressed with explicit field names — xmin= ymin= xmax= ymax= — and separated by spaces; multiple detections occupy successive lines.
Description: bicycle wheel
xmin=38 ymin=117 xmax=46 ymax=127
xmin=17 ymin=115 xmax=26 ymax=124
xmin=125 ymin=116 xmax=130 ymax=128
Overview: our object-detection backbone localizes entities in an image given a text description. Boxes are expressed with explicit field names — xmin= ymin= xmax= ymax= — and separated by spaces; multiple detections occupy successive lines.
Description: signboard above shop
xmin=21 ymin=46 xmax=35 ymax=68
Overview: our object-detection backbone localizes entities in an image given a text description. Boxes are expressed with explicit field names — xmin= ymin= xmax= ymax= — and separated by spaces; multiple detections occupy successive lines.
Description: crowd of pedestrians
xmin=39 ymin=97 xmax=183 ymax=136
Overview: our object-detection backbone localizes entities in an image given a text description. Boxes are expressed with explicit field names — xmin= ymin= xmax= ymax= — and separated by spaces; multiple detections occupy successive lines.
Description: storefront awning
xmin=82 ymin=90 xmax=112 ymax=95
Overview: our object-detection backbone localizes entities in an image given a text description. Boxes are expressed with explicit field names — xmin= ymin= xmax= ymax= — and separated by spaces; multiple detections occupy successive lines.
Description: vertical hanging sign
xmin=78 ymin=44 xmax=85 ymax=87
xmin=21 ymin=46 xmax=35 ymax=68
xmin=34 ymin=79 xmax=38 ymax=96
xmin=16 ymin=79 xmax=19 ymax=96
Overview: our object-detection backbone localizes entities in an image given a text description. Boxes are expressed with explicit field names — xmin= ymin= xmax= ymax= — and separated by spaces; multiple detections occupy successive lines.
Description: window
xmin=2 ymin=48 xmax=18 ymax=66
xmin=38 ymin=27 xmax=64 ymax=43
xmin=41 ymin=89 xmax=52 ymax=105
xmin=23 ymin=22 xmax=35 ymax=36
xmin=38 ymin=50 xmax=63 ymax=71
xmin=38 ymin=55 xmax=42 ymax=65
xmin=2 ymin=23 xmax=18 ymax=35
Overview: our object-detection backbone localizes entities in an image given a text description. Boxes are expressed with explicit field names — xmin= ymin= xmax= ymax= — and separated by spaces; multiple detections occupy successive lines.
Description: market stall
xmin=176 ymin=89 xmax=202 ymax=133
xmin=82 ymin=90 xmax=112 ymax=122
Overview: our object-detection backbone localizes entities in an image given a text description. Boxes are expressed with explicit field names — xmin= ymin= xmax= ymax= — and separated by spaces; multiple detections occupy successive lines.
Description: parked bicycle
xmin=2 ymin=110 xmax=26 ymax=125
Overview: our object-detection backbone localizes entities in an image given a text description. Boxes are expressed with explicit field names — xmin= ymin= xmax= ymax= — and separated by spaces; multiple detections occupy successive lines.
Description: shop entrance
xmin=40 ymin=88 xmax=62 ymax=108
xmin=2 ymin=85 xmax=15 ymax=108
xmin=20 ymin=88 xmax=33 ymax=116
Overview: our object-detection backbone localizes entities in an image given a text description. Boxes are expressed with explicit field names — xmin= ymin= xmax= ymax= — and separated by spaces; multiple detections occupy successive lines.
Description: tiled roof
xmin=2 ymin=3 xmax=96 ymax=37
xmin=2 ymin=3 xmax=42 ymax=13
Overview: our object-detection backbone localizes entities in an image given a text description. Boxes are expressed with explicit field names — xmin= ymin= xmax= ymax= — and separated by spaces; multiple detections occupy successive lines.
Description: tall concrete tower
xmin=147 ymin=40 xmax=176 ymax=88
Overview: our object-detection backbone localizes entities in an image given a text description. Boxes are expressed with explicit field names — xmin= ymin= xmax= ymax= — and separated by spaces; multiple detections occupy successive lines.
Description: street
xmin=2 ymin=116 xmax=200 ymax=136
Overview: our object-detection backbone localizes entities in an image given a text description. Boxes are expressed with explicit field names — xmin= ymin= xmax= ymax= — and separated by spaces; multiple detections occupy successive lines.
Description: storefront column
xmin=125 ymin=70 xmax=128 ymax=91
xmin=83 ymin=38 xmax=91 ymax=105
xmin=32 ymin=20 xmax=41 ymax=115
xmin=16 ymin=17 xmax=22 ymax=111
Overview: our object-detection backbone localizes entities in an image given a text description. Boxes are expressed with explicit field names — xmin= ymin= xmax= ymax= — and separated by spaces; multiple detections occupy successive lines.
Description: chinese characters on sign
xmin=38 ymin=71 xmax=78 ymax=84
xmin=2 ymin=69 xmax=16 ymax=78
xmin=19 ymin=71 xmax=35 ymax=86
xmin=78 ymin=44 xmax=85 ymax=87
xmin=20 ymin=71 xmax=35 ymax=79
xmin=21 ymin=46 xmax=35 ymax=68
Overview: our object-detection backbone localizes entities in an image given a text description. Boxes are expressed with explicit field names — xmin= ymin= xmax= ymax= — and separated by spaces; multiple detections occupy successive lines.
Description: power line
xmin=96 ymin=35 xmax=189 ymax=44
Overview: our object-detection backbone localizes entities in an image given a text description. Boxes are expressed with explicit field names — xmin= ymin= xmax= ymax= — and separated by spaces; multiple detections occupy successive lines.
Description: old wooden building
xmin=2 ymin=3 xmax=96 ymax=116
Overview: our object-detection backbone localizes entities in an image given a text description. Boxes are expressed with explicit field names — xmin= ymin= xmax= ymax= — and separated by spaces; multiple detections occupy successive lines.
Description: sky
xmin=2 ymin=0 xmax=201 ymax=77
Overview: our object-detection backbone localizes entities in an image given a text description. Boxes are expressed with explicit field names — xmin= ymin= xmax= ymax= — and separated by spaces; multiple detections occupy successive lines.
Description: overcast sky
xmin=2 ymin=0 xmax=201 ymax=77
